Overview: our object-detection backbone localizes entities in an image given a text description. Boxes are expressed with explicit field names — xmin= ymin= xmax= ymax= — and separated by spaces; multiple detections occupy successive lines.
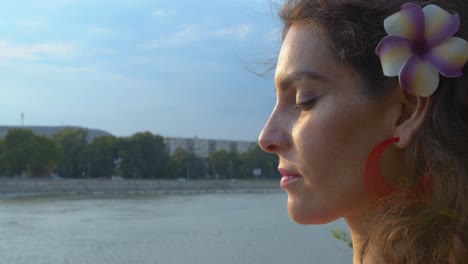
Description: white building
xmin=164 ymin=137 xmax=257 ymax=158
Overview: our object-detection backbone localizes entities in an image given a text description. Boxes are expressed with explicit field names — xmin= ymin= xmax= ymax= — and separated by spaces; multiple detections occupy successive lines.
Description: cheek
xmin=293 ymin=112 xmax=353 ymax=162
xmin=290 ymin=114 xmax=374 ymax=220
xmin=292 ymin=108 xmax=374 ymax=187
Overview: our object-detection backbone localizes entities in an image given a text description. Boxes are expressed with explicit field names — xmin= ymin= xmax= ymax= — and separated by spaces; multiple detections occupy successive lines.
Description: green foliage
xmin=238 ymin=146 xmax=279 ymax=179
xmin=331 ymin=228 xmax=353 ymax=248
xmin=0 ymin=129 xmax=279 ymax=180
xmin=53 ymin=128 xmax=88 ymax=178
xmin=0 ymin=129 xmax=60 ymax=177
xmin=208 ymin=145 xmax=279 ymax=179
xmin=0 ymin=139 xmax=4 ymax=175
xmin=117 ymin=132 xmax=169 ymax=178
xmin=208 ymin=149 xmax=231 ymax=179
xmin=170 ymin=148 xmax=207 ymax=179
xmin=28 ymin=134 xmax=60 ymax=176
xmin=88 ymin=136 xmax=117 ymax=178
xmin=1 ymin=129 xmax=35 ymax=175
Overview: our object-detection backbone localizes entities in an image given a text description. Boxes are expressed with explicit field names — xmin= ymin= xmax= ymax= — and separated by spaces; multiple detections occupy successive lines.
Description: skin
xmin=258 ymin=23 xmax=429 ymax=263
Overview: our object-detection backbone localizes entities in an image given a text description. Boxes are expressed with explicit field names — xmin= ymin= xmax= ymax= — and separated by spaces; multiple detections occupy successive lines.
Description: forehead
xmin=275 ymin=23 xmax=343 ymax=84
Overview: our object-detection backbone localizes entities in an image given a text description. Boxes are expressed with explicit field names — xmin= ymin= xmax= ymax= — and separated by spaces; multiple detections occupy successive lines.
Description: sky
xmin=0 ymin=0 xmax=282 ymax=141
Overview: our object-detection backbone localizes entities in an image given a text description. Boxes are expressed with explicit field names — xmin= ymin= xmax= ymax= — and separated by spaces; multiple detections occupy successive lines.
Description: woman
xmin=258 ymin=0 xmax=468 ymax=263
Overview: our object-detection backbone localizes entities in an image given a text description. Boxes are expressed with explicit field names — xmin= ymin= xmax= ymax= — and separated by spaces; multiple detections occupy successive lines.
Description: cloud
xmin=15 ymin=19 xmax=47 ymax=29
xmin=151 ymin=9 xmax=177 ymax=17
xmin=87 ymin=27 xmax=117 ymax=37
xmin=0 ymin=40 xmax=77 ymax=60
xmin=140 ymin=23 xmax=253 ymax=50
xmin=264 ymin=27 xmax=281 ymax=43
xmin=0 ymin=19 xmax=47 ymax=29
xmin=138 ymin=24 xmax=203 ymax=49
xmin=214 ymin=24 xmax=252 ymax=39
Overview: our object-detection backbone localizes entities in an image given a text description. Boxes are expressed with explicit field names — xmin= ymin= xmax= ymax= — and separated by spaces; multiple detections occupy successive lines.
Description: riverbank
xmin=0 ymin=178 xmax=281 ymax=198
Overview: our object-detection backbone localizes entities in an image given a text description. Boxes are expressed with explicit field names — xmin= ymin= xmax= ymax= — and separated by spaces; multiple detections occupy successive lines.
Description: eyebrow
xmin=276 ymin=70 xmax=329 ymax=92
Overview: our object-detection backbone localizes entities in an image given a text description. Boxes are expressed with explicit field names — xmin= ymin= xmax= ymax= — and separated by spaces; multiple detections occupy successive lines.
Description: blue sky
xmin=0 ymin=0 xmax=281 ymax=141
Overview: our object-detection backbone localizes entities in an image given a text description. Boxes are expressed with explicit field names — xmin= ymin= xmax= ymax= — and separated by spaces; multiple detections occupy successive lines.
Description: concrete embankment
xmin=0 ymin=179 xmax=281 ymax=198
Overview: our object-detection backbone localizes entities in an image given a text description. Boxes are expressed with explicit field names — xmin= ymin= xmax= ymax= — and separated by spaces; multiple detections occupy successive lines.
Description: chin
xmin=287 ymin=196 xmax=339 ymax=225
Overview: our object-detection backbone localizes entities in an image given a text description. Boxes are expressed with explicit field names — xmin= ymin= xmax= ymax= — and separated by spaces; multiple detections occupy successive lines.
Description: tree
xmin=117 ymin=132 xmax=169 ymax=178
xmin=0 ymin=129 xmax=60 ymax=177
xmin=53 ymin=129 xmax=88 ymax=178
xmin=208 ymin=149 xmax=231 ymax=179
xmin=0 ymin=139 xmax=5 ymax=176
xmin=28 ymin=134 xmax=60 ymax=176
xmin=88 ymin=136 xmax=117 ymax=178
xmin=227 ymin=146 xmax=242 ymax=179
xmin=1 ymin=129 xmax=35 ymax=176
xmin=238 ymin=146 xmax=279 ymax=179
xmin=170 ymin=148 xmax=207 ymax=179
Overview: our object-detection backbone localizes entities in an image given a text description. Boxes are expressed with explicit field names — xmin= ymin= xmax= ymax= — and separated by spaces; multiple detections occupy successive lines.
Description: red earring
xmin=363 ymin=137 xmax=432 ymax=208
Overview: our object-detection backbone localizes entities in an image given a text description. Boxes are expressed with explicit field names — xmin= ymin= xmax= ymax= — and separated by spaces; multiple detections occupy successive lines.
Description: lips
xmin=278 ymin=168 xmax=302 ymax=188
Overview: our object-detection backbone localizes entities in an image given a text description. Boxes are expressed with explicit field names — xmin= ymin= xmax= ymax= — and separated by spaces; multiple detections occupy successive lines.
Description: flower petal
xmin=400 ymin=56 xmax=440 ymax=97
xmin=384 ymin=3 xmax=425 ymax=41
xmin=423 ymin=4 xmax=460 ymax=48
xmin=376 ymin=36 xmax=413 ymax=76
xmin=426 ymin=37 xmax=468 ymax=77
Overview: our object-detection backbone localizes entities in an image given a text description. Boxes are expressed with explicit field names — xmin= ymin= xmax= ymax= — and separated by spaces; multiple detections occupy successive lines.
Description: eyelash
xmin=296 ymin=97 xmax=320 ymax=111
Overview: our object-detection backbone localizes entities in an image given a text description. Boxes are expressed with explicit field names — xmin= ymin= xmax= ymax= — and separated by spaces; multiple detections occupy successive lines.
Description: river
xmin=0 ymin=192 xmax=352 ymax=264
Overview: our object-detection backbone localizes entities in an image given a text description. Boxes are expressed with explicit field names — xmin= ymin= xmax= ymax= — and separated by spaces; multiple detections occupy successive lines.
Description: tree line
xmin=0 ymin=128 xmax=279 ymax=180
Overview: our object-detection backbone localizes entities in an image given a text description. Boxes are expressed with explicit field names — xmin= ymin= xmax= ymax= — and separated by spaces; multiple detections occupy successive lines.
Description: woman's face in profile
xmin=258 ymin=23 xmax=398 ymax=224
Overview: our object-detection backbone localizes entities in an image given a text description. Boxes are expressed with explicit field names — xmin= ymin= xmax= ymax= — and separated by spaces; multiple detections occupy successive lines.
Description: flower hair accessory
xmin=376 ymin=3 xmax=468 ymax=97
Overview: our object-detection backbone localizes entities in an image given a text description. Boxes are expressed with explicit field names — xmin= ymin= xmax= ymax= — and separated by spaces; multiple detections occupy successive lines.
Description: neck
xmin=346 ymin=218 xmax=367 ymax=264
xmin=345 ymin=204 xmax=380 ymax=264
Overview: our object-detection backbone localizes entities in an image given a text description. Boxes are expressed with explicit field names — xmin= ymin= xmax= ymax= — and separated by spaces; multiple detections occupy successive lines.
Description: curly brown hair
xmin=278 ymin=0 xmax=468 ymax=263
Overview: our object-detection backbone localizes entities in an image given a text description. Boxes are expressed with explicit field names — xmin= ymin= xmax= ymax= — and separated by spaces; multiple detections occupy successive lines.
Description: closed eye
xmin=296 ymin=96 xmax=320 ymax=111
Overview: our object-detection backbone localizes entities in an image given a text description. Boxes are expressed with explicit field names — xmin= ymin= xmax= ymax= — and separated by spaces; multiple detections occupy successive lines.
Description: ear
xmin=393 ymin=88 xmax=431 ymax=149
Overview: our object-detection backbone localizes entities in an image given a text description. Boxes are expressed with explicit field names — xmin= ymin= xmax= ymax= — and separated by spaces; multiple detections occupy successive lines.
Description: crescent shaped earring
xmin=363 ymin=137 xmax=432 ymax=208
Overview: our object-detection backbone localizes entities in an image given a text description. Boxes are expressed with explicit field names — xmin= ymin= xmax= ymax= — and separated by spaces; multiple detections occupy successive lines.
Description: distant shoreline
xmin=0 ymin=178 xmax=281 ymax=198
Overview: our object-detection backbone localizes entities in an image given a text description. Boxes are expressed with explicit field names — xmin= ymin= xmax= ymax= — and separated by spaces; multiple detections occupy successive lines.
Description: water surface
xmin=0 ymin=192 xmax=352 ymax=264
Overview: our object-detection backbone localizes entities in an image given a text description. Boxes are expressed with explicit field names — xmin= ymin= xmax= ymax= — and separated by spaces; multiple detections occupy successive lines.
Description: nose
xmin=258 ymin=106 xmax=290 ymax=153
